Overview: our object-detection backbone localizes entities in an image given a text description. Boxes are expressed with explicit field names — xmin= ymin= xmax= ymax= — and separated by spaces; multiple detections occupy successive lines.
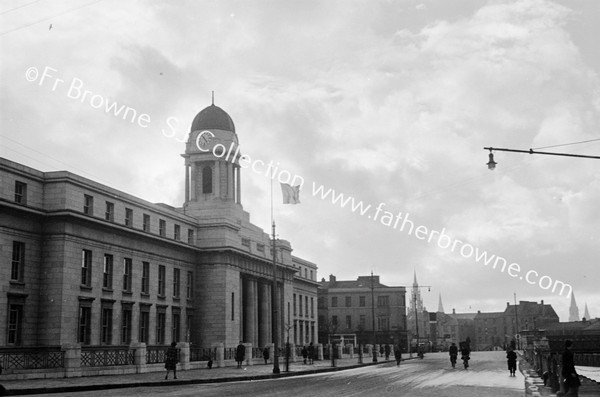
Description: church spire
xmin=568 ymin=292 xmax=580 ymax=322
xmin=437 ymin=293 xmax=445 ymax=313
xmin=584 ymin=303 xmax=590 ymax=320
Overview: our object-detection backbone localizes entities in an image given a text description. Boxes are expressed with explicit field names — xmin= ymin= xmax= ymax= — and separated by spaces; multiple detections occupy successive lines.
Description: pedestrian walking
xmin=236 ymin=341 xmax=245 ymax=368
xmin=302 ymin=345 xmax=308 ymax=364
xmin=379 ymin=345 xmax=384 ymax=358
xmin=308 ymin=342 xmax=315 ymax=364
xmin=263 ymin=347 xmax=269 ymax=365
xmin=506 ymin=347 xmax=517 ymax=376
xmin=394 ymin=345 xmax=402 ymax=366
xmin=384 ymin=344 xmax=391 ymax=360
xmin=164 ymin=342 xmax=179 ymax=380
xmin=449 ymin=342 xmax=458 ymax=368
xmin=562 ymin=340 xmax=580 ymax=396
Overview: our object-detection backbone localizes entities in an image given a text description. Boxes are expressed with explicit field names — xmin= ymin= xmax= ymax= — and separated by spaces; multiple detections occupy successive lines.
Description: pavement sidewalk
xmin=0 ymin=357 xmax=401 ymax=396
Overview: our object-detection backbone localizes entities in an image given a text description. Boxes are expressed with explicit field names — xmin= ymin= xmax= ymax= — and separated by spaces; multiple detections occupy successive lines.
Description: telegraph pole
xmin=271 ymin=221 xmax=280 ymax=374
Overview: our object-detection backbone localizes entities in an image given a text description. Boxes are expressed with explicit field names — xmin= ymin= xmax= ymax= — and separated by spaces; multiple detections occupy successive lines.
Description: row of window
xmin=83 ymin=194 xmax=195 ymax=243
xmin=78 ymin=303 xmax=191 ymax=346
xmin=9 ymin=181 xmax=196 ymax=244
xmin=80 ymin=249 xmax=193 ymax=299
xmin=327 ymin=295 xmax=391 ymax=308
xmin=325 ymin=314 xmax=391 ymax=331
xmin=292 ymin=294 xmax=315 ymax=318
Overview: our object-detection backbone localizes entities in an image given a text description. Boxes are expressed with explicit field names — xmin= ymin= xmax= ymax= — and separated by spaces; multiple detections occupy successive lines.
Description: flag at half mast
xmin=280 ymin=183 xmax=300 ymax=204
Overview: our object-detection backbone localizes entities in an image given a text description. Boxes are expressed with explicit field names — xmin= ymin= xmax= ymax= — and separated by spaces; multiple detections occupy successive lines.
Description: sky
xmin=1 ymin=0 xmax=599 ymax=322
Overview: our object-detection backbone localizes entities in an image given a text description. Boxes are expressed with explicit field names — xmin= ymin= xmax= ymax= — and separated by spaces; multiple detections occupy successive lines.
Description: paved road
xmin=47 ymin=351 xmax=524 ymax=397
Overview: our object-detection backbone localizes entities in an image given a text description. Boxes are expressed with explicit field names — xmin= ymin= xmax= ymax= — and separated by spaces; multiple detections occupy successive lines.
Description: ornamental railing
xmin=81 ymin=346 xmax=135 ymax=367
xmin=146 ymin=345 xmax=170 ymax=364
xmin=0 ymin=346 xmax=65 ymax=369
xmin=190 ymin=347 xmax=214 ymax=362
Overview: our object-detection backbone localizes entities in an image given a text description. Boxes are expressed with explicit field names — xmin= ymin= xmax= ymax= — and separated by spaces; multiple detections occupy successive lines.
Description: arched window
xmin=202 ymin=166 xmax=213 ymax=194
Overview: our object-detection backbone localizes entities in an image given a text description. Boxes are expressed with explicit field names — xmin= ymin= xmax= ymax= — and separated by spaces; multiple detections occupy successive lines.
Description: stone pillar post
xmin=177 ymin=342 xmax=190 ymax=370
xmin=244 ymin=343 xmax=253 ymax=366
xmin=62 ymin=344 xmax=82 ymax=378
xmin=236 ymin=166 xmax=241 ymax=204
xmin=336 ymin=344 xmax=343 ymax=360
xmin=190 ymin=162 xmax=197 ymax=200
xmin=348 ymin=343 xmax=354 ymax=359
xmin=367 ymin=344 xmax=373 ymax=357
xmin=266 ymin=343 xmax=274 ymax=364
xmin=317 ymin=343 xmax=324 ymax=360
xmin=212 ymin=343 xmax=224 ymax=368
xmin=131 ymin=342 xmax=147 ymax=373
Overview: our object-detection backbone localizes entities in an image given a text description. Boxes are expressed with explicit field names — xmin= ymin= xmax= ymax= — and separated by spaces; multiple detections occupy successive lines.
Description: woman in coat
xmin=164 ymin=342 xmax=179 ymax=380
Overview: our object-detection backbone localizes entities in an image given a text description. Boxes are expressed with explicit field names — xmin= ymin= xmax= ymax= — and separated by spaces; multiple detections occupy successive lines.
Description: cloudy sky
xmin=2 ymin=0 xmax=599 ymax=322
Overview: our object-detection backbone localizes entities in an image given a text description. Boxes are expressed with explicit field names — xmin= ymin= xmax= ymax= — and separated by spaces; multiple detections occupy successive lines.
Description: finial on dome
xmin=212 ymin=91 xmax=214 ymax=105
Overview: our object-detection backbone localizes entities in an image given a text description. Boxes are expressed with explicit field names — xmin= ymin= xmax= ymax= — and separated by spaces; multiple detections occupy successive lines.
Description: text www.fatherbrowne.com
xmin=311 ymin=182 xmax=572 ymax=298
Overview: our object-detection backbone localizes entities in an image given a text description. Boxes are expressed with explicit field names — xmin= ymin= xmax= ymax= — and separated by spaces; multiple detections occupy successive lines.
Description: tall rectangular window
xmin=7 ymin=304 xmax=24 ymax=345
xmin=158 ymin=265 xmax=166 ymax=296
xmin=139 ymin=308 xmax=150 ymax=343
xmin=174 ymin=224 xmax=180 ymax=240
xmin=186 ymin=315 xmax=193 ymax=342
xmin=293 ymin=294 xmax=297 ymax=316
xmin=121 ymin=306 xmax=132 ymax=344
xmin=332 ymin=315 xmax=338 ymax=326
xmin=377 ymin=296 xmax=389 ymax=307
xmin=141 ymin=261 xmax=150 ymax=294
xmin=78 ymin=305 xmax=92 ymax=345
xmin=359 ymin=315 xmax=366 ymax=329
xmin=103 ymin=254 xmax=113 ymax=289
xmin=346 ymin=315 xmax=352 ymax=329
xmin=187 ymin=229 xmax=194 ymax=244
xmin=305 ymin=296 xmax=309 ymax=317
xmin=125 ymin=208 xmax=133 ymax=227
xmin=331 ymin=296 xmax=338 ymax=307
xmin=101 ymin=306 xmax=113 ymax=345
xmin=11 ymin=241 xmax=25 ymax=282
xmin=81 ymin=249 xmax=92 ymax=287
xmin=345 ymin=296 xmax=352 ymax=307
xmin=105 ymin=201 xmax=114 ymax=222
xmin=299 ymin=294 xmax=303 ymax=317
xmin=311 ymin=297 xmax=314 ymax=318
xmin=156 ymin=311 xmax=166 ymax=344
xmin=172 ymin=311 xmax=180 ymax=343
xmin=173 ymin=268 xmax=180 ymax=298
xmin=186 ymin=271 xmax=193 ymax=299
xmin=14 ymin=181 xmax=27 ymax=204
xmin=84 ymin=194 xmax=94 ymax=215
xmin=359 ymin=296 xmax=366 ymax=307
xmin=143 ymin=214 xmax=150 ymax=232
xmin=122 ymin=258 xmax=132 ymax=292
xmin=159 ymin=219 xmax=166 ymax=237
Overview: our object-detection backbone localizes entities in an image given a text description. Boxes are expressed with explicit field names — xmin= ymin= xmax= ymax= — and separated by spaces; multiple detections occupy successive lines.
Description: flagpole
xmin=270 ymin=173 xmax=280 ymax=374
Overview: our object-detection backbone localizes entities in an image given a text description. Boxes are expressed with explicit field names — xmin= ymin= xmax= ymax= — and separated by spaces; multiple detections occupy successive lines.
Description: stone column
xmin=190 ymin=162 xmax=197 ymax=200
xmin=130 ymin=342 xmax=147 ymax=373
xmin=177 ymin=342 xmax=190 ymax=370
xmin=348 ymin=343 xmax=354 ymax=359
xmin=185 ymin=164 xmax=190 ymax=202
xmin=258 ymin=282 xmax=271 ymax=347
xmin=212 ymin=343 xmax=224 ymax=368
xmin=227 ymin=162 xmax=234 ymax=198
xmin=236 ymin=166 xmax=241 ymax=204
xmin=214 ymin=161 xmax=221 ymax=198
xmin=243 ymin=278 xmax=257 ymax=345
xmin=62 ymin=344 xmax=82 ymax=378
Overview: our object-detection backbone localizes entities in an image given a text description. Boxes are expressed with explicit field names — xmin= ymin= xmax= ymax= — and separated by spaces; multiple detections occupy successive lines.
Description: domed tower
xmin=182 ymin=100 xmax=243 ymax=217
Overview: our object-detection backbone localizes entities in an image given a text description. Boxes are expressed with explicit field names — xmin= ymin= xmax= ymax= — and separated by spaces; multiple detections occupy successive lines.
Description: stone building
xmin=317 ymin=274 xmax=407 ymax=346
xmin=0 ymin=102 xmax=318 ymax=349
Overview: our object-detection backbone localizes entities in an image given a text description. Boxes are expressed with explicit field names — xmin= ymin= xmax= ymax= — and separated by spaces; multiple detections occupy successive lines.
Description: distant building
xmin=0 ymin=102 xmax=318 ymax=349
xmin=318 ymin=274 xmax=407 ymax=347
xmin=474 ymin=300 xmax=559 ymax=350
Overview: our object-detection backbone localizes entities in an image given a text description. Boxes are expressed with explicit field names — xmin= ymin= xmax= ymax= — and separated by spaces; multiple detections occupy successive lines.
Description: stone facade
xmin=0 ymin=103 xmax=318 ymax=351
xmin=317 ymin=274 xmax=407 ymax=347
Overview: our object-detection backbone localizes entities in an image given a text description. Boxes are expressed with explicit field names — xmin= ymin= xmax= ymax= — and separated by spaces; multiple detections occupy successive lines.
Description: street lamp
xmin=484 ymin=146 xmax=600 ymax=170
xmin=371 ymin=271 xmax=377 ymax=363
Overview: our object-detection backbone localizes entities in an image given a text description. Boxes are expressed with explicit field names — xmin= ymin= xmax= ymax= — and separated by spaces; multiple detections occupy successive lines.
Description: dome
xmin=190 ymin=104 xmax=235 ymax=133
